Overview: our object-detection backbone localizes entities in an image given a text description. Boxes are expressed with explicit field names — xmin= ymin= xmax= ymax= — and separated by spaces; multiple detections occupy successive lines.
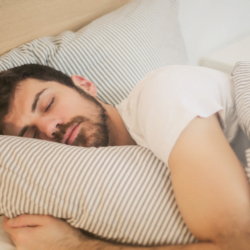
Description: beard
xmin=52 ymin=87 xmax=110 ymax=147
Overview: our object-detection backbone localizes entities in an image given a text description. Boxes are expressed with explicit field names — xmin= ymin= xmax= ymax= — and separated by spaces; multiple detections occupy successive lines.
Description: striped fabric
xmin=232 ymin=61 xmax=250 ymax=173
xmin=0 ymin=0 xmax=187 ymax=106
xmin=246 ymin=150 xmax=250 ymax=180
xmin=0 ymin=0 xmax=190 ymax=247
xmin=232 ymin=61 xmax=250 ymax=140
xmin=0 ymin=135 xmax=196 ymax=246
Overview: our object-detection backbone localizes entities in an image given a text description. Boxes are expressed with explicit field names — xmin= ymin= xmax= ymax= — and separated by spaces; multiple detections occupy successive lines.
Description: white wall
xmin=179 ymin=0 xmax=250 ymax=65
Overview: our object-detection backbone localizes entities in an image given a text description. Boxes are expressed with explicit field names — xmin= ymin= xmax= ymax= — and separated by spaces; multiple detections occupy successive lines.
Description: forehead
xmin=9 ymin=79 xmax=50 ymax=110
xmin=9 ymin=78 xmax=46 ymax=109
xmin=13 ymin=78 xmax=73 ymax=103
xmin=11 ymin=78 xmax=72 ymax=109
xmin=15 ymin=78 xmax=62 ymax=95
xmin=3 ymin=79 xmax=67 ymax=132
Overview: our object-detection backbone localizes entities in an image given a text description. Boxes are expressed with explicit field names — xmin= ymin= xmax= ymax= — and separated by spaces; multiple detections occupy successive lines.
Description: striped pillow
xmin=0 ymin=135 xmax=196 ymax=246
xmin=0 ymin=0 xmax=190 ymax=247
xmin=0 ymin=0 xmax=187 ymax=106
xmin=232 ymin=61 xmax=250 ymax=140
xmin=232 ymin=61 xmax=250 ymax=173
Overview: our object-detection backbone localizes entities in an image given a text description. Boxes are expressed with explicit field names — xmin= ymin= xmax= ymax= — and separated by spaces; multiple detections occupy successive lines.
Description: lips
xmin=63 ymin=123 xmax=81 ymax=145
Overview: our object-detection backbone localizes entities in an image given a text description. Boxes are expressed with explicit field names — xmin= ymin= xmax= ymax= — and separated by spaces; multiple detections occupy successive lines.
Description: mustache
xmin=53 ymin=116 xmax=88 ymax=143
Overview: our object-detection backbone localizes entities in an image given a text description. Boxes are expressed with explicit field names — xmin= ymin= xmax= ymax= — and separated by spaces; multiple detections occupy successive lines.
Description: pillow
xmin=232 ymin=61 xmax=250 ymax=184
xmin=231 ymin=61 xmax=250 ymax=163
xmin=2 ymin=135 xmax=250 ymax=246
xmin=0 ymin=0 xmax=189 ymax=247
xmin=0 ymin=0 xmax=187 ymax=105
xmin=232 ymin=61 xmax=250 ymax=140
xmin=0 ymin=136 xmax=196 ymax=246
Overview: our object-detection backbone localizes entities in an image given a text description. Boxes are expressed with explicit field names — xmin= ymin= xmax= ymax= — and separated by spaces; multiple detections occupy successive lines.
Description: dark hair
xmin=0 ymin=64 xmax=77 ymax=134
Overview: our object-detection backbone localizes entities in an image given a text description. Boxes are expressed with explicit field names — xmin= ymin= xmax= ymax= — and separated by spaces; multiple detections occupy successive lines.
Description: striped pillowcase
xmin=0 ymin=0 xmax=187 ymax=106
xmin=232 ymin=61 xmax=250 ymax=171
xmin=0 ymin=135 xmax=196 ymax=246
xmin=0 ymin=0 xmax=190 ymax=247
xmin=232 ymin=61 xmax=250 ymax=140
xmin=2 ymin=135 xmax=250 ymax=245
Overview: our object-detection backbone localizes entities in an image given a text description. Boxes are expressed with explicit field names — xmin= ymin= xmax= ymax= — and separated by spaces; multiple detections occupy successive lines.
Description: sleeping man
xmin=1 ymin=64 xmax=250 ymax=250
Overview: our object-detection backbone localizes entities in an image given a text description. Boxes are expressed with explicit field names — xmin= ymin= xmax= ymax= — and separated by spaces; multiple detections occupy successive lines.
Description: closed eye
xmin=45 ymin=98 xmax=54 ymax=112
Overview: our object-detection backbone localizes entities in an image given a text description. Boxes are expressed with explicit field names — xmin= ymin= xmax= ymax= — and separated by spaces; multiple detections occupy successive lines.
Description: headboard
xmin=0 ymin=0 xmax=132 ymax=56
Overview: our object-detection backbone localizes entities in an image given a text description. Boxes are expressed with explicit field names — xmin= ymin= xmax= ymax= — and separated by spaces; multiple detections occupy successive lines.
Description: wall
xmin=179 ymin=0 xmax=250 ymax=65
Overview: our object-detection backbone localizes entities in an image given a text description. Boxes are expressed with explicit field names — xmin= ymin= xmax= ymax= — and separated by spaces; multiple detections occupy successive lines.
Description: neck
xmin=101 ymin=102 xmax=136 ymax=146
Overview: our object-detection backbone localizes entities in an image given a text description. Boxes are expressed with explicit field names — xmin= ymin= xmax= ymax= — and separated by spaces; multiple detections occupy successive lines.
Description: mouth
xmin=63 ymin=123 xmax=81 ymax=145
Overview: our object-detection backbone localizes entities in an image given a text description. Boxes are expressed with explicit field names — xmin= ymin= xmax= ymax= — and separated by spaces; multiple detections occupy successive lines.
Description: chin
xmin=86 ymin=139 xmax=109 ymax=148
xmin=72 ymin=133 xmax=109 ymax=148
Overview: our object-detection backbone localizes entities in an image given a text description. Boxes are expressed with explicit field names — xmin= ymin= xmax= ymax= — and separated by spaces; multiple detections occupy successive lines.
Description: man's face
xmin=3 ymin=77 xmax=109 ymax=147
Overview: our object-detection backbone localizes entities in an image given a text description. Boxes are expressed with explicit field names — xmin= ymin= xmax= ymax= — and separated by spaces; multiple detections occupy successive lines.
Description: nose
xmin=34 ymin=117 xmax=61 ymax=140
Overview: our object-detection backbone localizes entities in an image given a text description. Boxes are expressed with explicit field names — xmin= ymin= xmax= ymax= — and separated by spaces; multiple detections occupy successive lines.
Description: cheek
xmin=53 ymin=99 xmax=84 ymax=120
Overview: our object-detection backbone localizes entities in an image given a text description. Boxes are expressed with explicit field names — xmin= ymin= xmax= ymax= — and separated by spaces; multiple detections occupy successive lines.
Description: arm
xmin=3 ymin=115 xmax=250 ymax=250
xmin=3 ymin=215 xmax=220 ymax=250
xmin=168 ymin=114 xmax=250 ymax=248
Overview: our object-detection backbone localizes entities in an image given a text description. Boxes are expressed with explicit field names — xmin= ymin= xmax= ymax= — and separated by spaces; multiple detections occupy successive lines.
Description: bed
xmin=1 ymin=0 xmax=250 ymax=249
xmin=0 ymin=1 xmax=190 ymax=248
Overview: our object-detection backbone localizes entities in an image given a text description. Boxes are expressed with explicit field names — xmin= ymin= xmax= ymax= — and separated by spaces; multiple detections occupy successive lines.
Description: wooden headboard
xmin=0 ymin=0 xmax=132 ymax=56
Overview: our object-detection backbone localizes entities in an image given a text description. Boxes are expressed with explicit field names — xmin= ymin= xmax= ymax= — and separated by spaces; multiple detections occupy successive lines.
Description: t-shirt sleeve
xmin=118 ymin=66 xmax=233 ymax=166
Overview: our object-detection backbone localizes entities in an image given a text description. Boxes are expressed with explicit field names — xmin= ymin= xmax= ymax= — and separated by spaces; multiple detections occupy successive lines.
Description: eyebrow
xmin=32 ymin=88 xmax=48 ymax=112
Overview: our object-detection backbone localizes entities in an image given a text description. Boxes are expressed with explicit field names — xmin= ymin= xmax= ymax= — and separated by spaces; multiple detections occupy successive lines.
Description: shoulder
xmin=117 ymin=66 xmax=233 ymax=165
xmin=139 ymin=65 xmax=231 ymax=87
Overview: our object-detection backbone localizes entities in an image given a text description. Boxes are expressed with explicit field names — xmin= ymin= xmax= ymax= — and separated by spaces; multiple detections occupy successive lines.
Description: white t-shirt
xmin=116 ymin=65 xmax=242 ymax=165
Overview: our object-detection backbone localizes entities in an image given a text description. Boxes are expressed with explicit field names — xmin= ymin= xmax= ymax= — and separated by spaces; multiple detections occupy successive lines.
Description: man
xmin=1 ymin=64 xmax=250 ymax=250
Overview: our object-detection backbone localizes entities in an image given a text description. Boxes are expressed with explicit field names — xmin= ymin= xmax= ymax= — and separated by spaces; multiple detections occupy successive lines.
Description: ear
xmin=71 ymin=75 xmax=97 ymax=97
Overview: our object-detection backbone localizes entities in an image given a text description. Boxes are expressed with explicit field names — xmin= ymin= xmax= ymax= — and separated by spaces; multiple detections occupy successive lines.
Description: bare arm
xmin=78 ymin=237 xmax=220 ymax=250
xmin=168 ymin=114 xmax=250 ymax=248
xmin=3 ymin=115 xmax=250 ymax=250
xmin=3 ymin=215 xmax=220 ymax=250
